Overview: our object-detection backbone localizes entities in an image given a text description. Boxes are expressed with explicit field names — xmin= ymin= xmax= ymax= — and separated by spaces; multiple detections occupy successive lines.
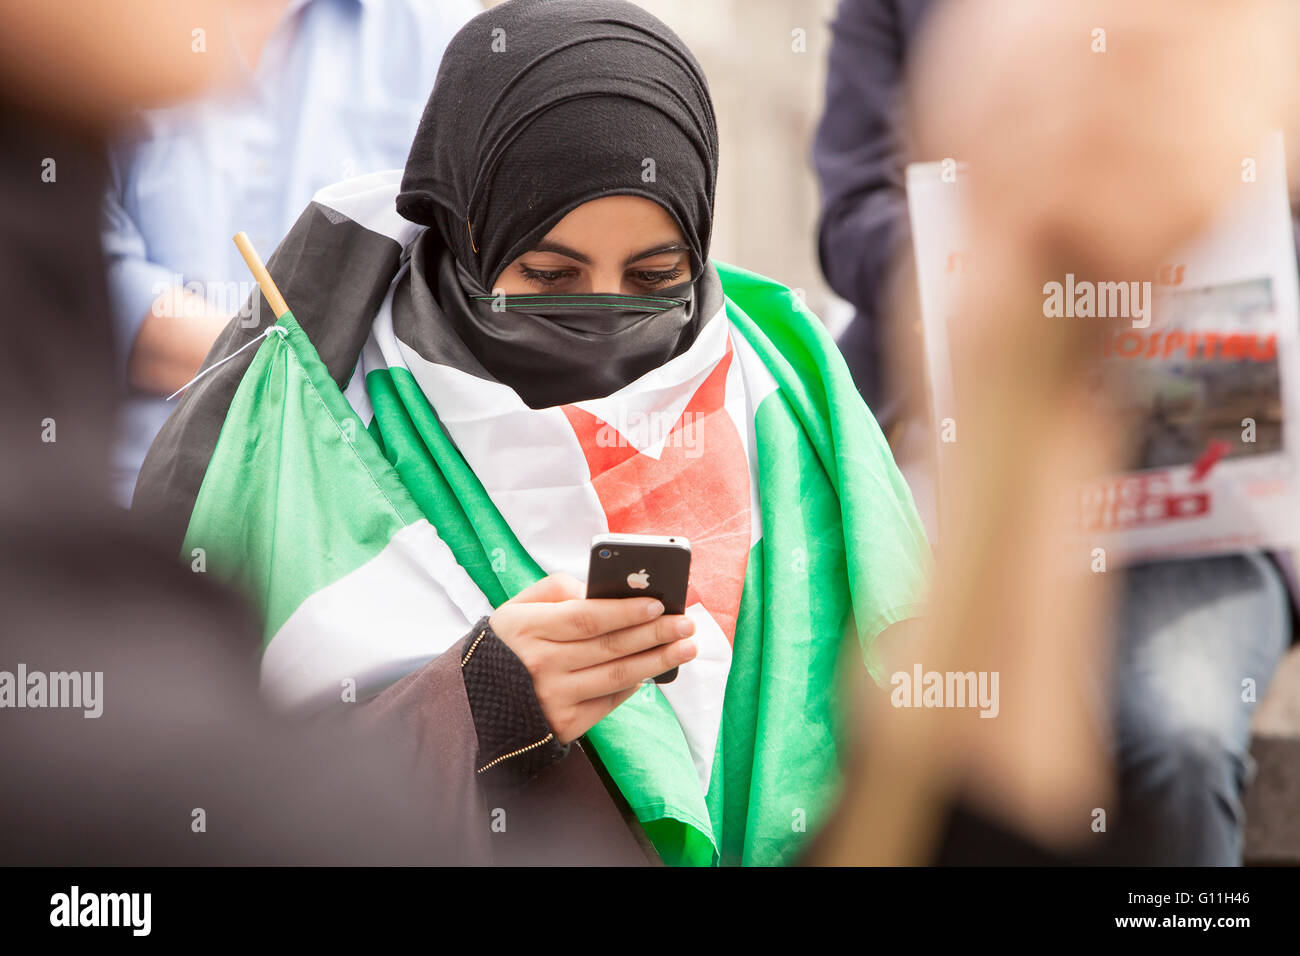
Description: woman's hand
xmin=488 ymin=573 xmax=698 ymax=745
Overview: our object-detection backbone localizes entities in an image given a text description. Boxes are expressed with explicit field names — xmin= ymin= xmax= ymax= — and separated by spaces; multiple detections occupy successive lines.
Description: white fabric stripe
xmin=398 ymin=347 xmax=608 ymax=582
xmin=657 ymin=604 xmax=732 ymax=794
xmin=261 ymin=519 xmax=493 ymax=714
xmin=342 ymin=355 xmax=374 ymax=427
xmin=310 ymin=169 xmax=424 ymax=247
xmin=729 ymin=327 xmax=778 ymax=547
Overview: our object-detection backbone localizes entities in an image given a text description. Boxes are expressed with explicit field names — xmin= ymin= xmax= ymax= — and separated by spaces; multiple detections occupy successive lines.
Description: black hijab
xmin=396 ymin=0 xmax=719 ymax=289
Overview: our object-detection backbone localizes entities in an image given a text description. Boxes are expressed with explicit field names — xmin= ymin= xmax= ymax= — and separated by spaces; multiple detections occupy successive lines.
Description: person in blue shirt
xmin=101 ymin=0 xmax=481 ymax=506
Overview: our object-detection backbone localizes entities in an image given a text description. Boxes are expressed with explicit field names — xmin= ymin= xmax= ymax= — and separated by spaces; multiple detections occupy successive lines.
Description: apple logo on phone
xmin=627 ymin=569 xmax=650 ymax=590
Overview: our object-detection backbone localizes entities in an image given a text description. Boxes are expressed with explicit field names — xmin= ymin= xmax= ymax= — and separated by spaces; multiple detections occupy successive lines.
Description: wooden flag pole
xmin=163 ymin=232 xmax=290 ymax=401
xmin=233 ymin=231 xmax=290 ymax=320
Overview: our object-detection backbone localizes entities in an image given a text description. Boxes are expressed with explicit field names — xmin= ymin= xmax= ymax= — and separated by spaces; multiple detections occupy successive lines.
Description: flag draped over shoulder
xmin=157 ymin=171 xmax=930 ymax=867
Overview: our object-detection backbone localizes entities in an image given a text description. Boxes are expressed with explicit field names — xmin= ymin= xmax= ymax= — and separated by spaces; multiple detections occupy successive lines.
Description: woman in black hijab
xmin=395 ymin=0 xmax=721 ymax=408
xmin=136 ymin=0 xmax=931 ymax=867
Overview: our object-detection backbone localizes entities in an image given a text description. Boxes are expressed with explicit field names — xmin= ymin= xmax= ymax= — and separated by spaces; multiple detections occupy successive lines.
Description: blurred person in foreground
xmin=0 ymin=0 xmax=523 ymax=867
xmin=813 ymin=0 xmax=1296 ymax=866
xmin=133 ymin=0 xmax=931 ymax=866
xmin=103 ymin=0 xmax=481 ymax=506
xmin=806 ymin=0 xmax=1300 ymax=864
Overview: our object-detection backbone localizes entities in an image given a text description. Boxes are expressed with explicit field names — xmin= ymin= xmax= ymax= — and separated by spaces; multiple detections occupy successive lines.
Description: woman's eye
xmin=630 ymin=268 xmax=684 ymax=287
xmin=519 ymin=266 xmax=576 ymax=286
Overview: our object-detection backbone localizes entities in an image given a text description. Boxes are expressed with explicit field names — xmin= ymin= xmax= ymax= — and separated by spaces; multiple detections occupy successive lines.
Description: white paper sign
xmin=907 ymin=133 xmax=1300 ymax=564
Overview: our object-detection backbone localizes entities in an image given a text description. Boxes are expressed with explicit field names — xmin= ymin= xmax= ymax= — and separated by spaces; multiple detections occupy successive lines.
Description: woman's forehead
xmin=531 ymin=196 xmax=686 ymax=259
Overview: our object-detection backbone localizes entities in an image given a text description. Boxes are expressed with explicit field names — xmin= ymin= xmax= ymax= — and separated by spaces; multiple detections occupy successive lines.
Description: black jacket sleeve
xmin=459 ymin=615 xmax=570 ymax=794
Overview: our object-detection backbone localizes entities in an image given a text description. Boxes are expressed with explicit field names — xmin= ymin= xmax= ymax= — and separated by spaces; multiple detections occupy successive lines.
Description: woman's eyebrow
xmin=529 ymin=240 xmax=591 ymax=264
xmin=624 ymin=242 xmax=688 ymax=265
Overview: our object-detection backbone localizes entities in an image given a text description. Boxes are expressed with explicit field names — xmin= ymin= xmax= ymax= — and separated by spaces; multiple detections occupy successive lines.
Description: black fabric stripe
xmin=390 ymin=228 xmax=495 ymax=383
xmin=131 ymin=200 xmax=405 ymax=554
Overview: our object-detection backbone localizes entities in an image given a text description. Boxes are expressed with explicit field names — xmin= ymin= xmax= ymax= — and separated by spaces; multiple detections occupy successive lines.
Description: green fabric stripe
xmin=365 ymin=366 xmax=537 ymax=606
xmin=182 ymin=314 xmax=424 ymax=644
xmin=715 ymin=262 xmax=932 ymax=680
xmin=471 ymin=294 xmax=680 ymax=308
xmin=708 ymin=394 xmax=852 ymax=865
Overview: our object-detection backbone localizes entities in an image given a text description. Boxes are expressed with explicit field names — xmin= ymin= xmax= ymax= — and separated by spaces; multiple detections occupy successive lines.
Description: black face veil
xmin=395 ymin=0 xmax=719 ymax=290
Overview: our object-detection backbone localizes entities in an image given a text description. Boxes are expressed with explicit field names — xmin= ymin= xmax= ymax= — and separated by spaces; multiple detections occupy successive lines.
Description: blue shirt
xmin=101 ymin=0 xmax=479 ymax=505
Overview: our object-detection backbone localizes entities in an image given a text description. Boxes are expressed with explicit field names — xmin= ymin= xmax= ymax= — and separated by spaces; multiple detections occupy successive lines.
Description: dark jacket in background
xmin=813 ymin=0 xmax=936 ymax=431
